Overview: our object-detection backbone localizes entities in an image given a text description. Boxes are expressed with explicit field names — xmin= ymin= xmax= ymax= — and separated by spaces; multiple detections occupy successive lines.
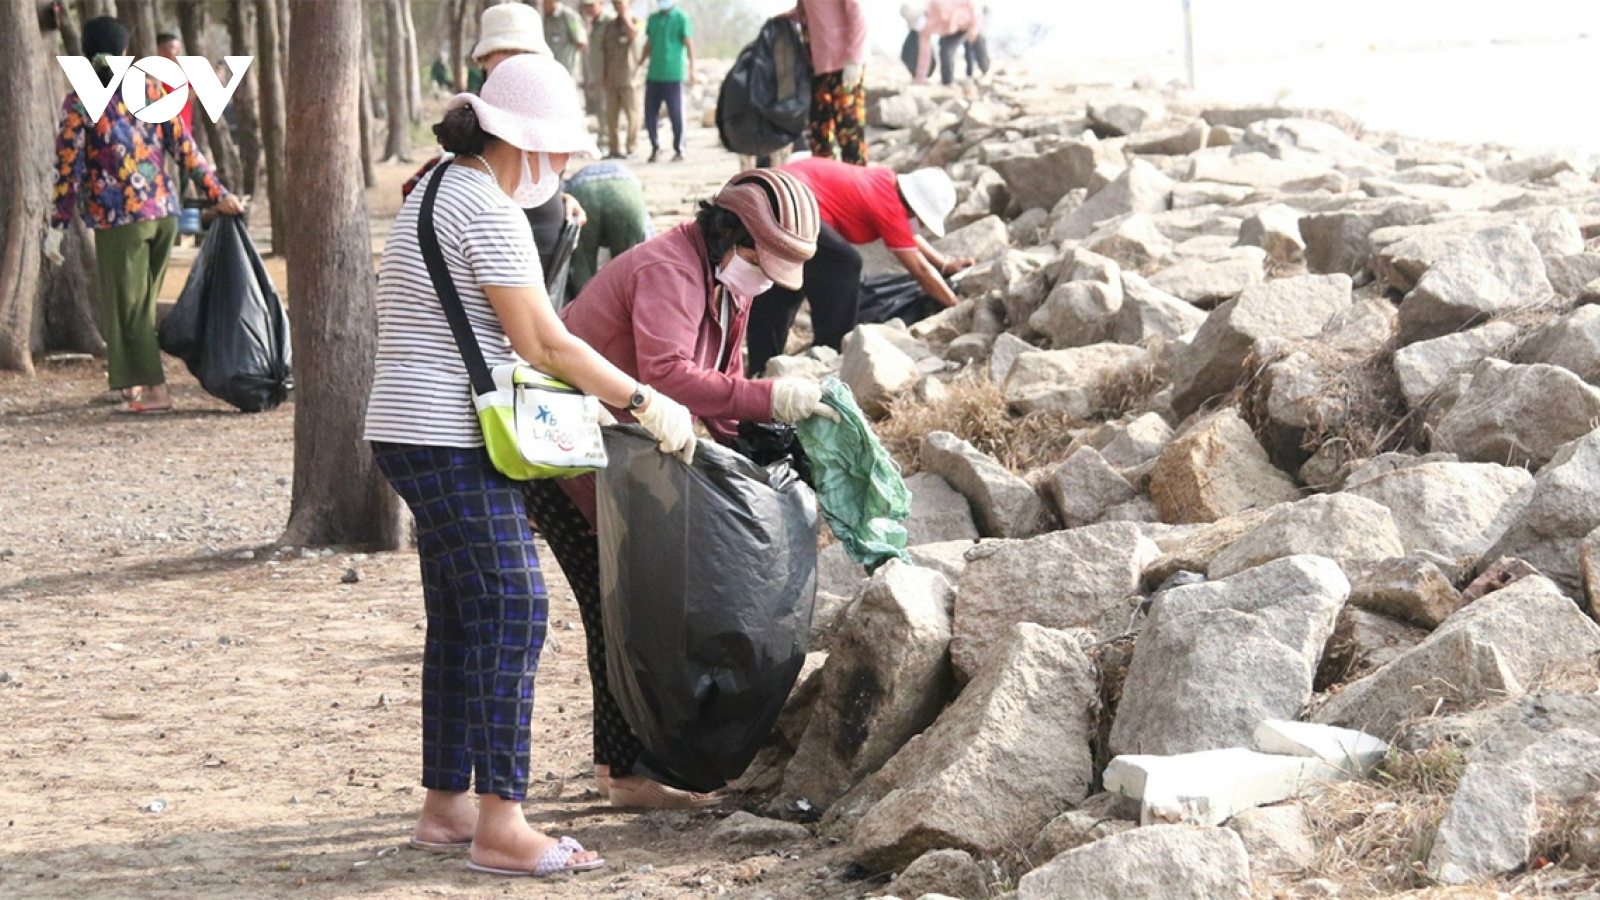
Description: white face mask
xmin=512 ymin=151 xmax=561 ymax=209
xmin=715 ymin=254 xmax=774 ymax=300
xmin=657 ymin=0 xmax=676 ymax=10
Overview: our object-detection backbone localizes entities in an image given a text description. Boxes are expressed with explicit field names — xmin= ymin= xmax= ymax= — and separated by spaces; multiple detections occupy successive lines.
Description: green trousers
xmin=566 ymin=178 xmax=652 ymax=296
xmin=94 ymin=216 xmax=177 ymax=390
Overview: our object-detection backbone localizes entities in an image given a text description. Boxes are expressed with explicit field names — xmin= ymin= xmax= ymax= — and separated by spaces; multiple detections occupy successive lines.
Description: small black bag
xmin=716 ymin=17 xmax=812 ymax=157
xmin=598 ymin=426 xmax=818 ymax=793
xmin=158 ymin=215 xmax=292 ymax=412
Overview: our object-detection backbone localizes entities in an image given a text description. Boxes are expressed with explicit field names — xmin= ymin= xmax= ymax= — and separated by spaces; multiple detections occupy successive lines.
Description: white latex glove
xmin=633 ymin=387 xmax=696 ymax=464
xmin=842 ymin=61 xmax=862 ymax=86
xmin=770 ymin=378 xmax=840 ymax=424
xmin=43 ymin=229 xmax=65 ymax=266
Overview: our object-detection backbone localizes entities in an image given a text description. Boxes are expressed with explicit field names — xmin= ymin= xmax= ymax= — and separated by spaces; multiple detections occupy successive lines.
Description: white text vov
xmin=57 ymin=55 xmax=253 ymax=125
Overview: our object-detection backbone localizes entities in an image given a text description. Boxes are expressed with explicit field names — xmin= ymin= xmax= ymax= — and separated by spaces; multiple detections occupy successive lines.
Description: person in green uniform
xmin=561 ymin=161 xmax=653 ymax=298
xmin=636 ymin=0 xmax=695 ymax=163
xmin=543 ymin=0 xmax=589 ymax=78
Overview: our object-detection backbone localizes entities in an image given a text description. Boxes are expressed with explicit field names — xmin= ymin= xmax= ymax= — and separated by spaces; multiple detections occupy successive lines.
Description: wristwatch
xmin=625 ymin=384 xmax=650 ymax=411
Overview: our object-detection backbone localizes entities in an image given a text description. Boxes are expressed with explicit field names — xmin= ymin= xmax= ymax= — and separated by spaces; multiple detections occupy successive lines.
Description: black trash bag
xmin=735 ymin=420 xmax=813 ymax=487
xmin=545 ymin=217 xmax=581 ymax=311
xmin=597 ymin=426 xmax=818 ymax=793
xmin=716 ymin=17 xmax=811 ymax=157
xmin=158 ymin=215 xmax=292 ymax=412
xmin=856 ymin=273 xmax=945 ymax=327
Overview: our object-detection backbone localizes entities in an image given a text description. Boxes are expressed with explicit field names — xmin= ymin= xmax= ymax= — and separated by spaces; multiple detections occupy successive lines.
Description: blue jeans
xmin=644 ymin=80 xmax=684 ymax=154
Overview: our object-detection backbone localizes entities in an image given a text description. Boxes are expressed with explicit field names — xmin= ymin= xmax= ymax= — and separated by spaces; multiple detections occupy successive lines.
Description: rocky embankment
xmin=736 ymin=73 xmax=1600 ymax=900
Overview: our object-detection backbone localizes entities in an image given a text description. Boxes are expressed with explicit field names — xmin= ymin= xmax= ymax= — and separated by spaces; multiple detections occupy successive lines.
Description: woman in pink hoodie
xmin=524 ymin=169 xmax=838 ymax=809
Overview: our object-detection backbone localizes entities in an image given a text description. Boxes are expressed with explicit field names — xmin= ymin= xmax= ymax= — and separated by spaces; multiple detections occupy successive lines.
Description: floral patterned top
xmin=52 ymin=79 xmax=229 ymax=231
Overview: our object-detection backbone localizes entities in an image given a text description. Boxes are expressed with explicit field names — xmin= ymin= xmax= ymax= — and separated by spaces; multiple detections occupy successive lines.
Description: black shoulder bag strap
xmin=416 ymin=160 xmax=497 ymax=398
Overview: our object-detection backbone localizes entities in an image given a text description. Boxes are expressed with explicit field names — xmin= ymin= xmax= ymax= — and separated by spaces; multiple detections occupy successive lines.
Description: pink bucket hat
xmin=445 ymin=54 xmax=600 ymax=159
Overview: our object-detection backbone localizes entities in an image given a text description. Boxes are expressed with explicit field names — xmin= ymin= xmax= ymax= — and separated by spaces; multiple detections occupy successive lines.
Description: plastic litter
xmin=796 ymin=377 xmax=911 ymax=570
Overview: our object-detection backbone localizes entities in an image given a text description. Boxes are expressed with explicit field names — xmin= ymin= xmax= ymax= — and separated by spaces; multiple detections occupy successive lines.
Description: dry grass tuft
xmin=1302 ymin=742 xmax=1467 ymax=896
xmin=1234 ymin=335 xmax=1416 ymax=469
xmin=876 ymin=373 xmax=1083 ymax=475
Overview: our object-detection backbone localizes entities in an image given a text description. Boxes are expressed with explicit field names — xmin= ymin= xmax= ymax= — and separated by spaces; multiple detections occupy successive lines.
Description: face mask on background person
xmin=657 ymin=0 xmax=676 ymax=10
xmin=512 ymin=151 xmax=561 ymax=209
xmin=715 ymin=254 xmax=774 ymax=300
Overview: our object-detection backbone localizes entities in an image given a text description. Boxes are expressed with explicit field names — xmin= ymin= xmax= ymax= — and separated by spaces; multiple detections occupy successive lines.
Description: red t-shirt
xmin=782 ymin=157 xmax=918 ymax=250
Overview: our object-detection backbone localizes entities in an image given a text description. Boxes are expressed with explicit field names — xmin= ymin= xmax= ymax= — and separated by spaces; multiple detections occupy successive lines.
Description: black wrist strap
xmin=417 ymin=160 xmax=496 ymax=397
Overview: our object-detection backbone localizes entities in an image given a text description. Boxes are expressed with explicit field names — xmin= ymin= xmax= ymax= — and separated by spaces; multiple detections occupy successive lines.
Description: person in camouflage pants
xmin=794 ymin=0 xmax=866 ymax=165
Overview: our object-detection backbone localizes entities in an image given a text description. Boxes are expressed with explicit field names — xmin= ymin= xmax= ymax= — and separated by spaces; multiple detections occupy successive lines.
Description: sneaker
xmin=648 ymin=148 xmax=660 ymax=163
xmin=672 ymin=151 xmax=685 ymax=162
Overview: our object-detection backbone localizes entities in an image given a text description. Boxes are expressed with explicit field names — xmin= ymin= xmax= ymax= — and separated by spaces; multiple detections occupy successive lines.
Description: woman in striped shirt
xmin=363 ymin=54 xmax=693 ymax=878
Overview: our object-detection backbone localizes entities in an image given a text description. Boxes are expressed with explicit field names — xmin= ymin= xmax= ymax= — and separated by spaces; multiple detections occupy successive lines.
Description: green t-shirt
xmin=645 ymin=7 xmax=692 ymax=83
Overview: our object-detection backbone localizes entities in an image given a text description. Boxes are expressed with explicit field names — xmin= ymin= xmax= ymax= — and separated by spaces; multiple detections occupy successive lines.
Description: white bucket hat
xmin=897 ymin=168 xmax=958 ymax=238
xmin=445 ymin=54 xmax=600 ymax=158
xmin=472 ymin=3 xmax=551 ymax=61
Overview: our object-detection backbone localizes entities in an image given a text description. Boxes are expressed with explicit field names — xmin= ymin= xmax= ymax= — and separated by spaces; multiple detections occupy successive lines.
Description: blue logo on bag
xmin=535 ymin=405 xmax=554 ymax=425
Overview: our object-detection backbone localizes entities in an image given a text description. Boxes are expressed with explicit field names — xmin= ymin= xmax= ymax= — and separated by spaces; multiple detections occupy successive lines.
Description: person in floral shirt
xmin=47 ymin=17 xmax=244 ymax=413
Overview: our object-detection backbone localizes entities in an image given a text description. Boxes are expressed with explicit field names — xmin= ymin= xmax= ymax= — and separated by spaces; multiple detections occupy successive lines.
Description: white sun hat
xmin=896 ymin=167 xmax=958 ymax=238
xmin=472 ymin=2 xmax=551 ymax=61
xmin=445 ymin=53 xmax=600 ymax=159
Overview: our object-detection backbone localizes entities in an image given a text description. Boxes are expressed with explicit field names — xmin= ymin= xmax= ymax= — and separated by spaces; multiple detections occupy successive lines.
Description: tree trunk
xmin=228 ymin=0 xmax=262 ymax=196
xmin=357 ymin=5 xmax=377 ymax=187
xmin=448 ymin=0 xmax=467 ymax=92
xmin=116 ymin=0 xmax=159 ymax=59
xmin=37 ymin=2 xmax=104 ymax=358
xmin=0 ymin=0 xmax=53 ymax=375
xmin=281 ymin=0 xmax=404 ymax=549
xmin=58 ymin=0 xmax=85 ymax=55
xmin=176 ymin=0 xmax=243 ymax=190
xmin=381 ymin=0 xmax=411 ymax=162
xmin=400 ymin=0 xmax=422 ymax=124
xmin=79 ymin=0 xmax=116 ymax=26
xmin=33 ymin=220 xmax=104 ymax=357
xmin=255 ymin=0 xmax=287 ymax=255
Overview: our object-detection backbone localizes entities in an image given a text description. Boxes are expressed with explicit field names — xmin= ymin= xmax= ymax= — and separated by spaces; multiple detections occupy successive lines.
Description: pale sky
xmin=744 ymin=0 xmax=1599 ymax=61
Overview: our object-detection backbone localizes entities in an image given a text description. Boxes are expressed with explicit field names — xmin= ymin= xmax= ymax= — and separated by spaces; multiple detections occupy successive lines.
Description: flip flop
xmin=112 ymin=401 xmax=173 ymax=415
xmin=465 ymin=836 xmax=605 ymax=877
xmin=608 ymin=777 xmax=721 ymax=810
xmin=408 ymin=837 xmax=472 ymax=853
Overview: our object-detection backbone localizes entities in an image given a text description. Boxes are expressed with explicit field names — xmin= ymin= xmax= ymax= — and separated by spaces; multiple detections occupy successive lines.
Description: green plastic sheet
xmin=796 ymin=376 xmax=911 ymax=570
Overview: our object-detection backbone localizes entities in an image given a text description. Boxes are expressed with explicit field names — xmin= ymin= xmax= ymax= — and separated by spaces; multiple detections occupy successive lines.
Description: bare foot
xmin=413 ymin=789 xmax=476 ymax=845
xmin=608 ymin=775 xmax=720 ymax=809
xmin=471 ymin=794 xmax=601 ymax=873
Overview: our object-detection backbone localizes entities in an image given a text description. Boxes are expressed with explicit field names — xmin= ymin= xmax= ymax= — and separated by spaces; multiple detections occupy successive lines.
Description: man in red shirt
xmin=745 ymin=156 xmax=971 ymax=376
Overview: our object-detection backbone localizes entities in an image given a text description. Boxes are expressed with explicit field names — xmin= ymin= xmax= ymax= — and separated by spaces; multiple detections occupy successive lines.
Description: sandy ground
xmin=0 ymin=96 xmax=859 ymax=900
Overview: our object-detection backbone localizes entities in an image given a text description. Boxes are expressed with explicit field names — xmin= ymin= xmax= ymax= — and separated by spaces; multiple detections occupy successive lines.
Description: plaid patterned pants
xmin=372 ymin=442 xmax=548 ymax=801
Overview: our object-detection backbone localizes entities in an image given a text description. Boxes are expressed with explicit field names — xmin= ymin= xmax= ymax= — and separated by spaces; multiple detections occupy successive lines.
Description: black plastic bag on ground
xmin=857 ymin=273 xmax=945 ymax=327
xmin=716 ymin=17 xmax=811 ymax=157
xmin=158 ymin=215 xmax=292 ymax=412
xmin=597 ymin=426 xmax=818 ymax=793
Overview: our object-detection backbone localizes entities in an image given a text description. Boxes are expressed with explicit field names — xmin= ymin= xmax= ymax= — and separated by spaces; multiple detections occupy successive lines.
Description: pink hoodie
xmin=556 ymin=220 xmax=777 ymax=527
